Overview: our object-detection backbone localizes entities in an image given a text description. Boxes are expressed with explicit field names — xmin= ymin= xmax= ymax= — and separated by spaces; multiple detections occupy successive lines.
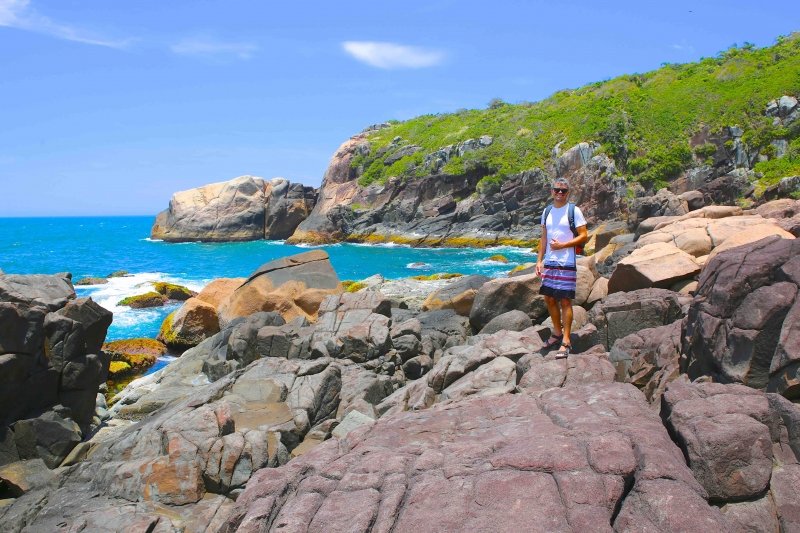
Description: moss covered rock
xmin=487 ymin=254 xmax=509 ymax=263
xmin=153 ymin=282 xmax=197 ymax=301
xmin=103 ymin=338 xmax=166 ymax=373
xmin=157 ymin=298 xmax=220 ymax=350
xmin=117 ymin=292 xmax=167 ymax=308
xmin=75 ymin=277 xmax=109 ymax=286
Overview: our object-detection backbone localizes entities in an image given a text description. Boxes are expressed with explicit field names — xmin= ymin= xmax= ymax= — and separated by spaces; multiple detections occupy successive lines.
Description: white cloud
xmin=0 ymin=0 xmax=129 ymax=48
xmin=171 ymin=37 xmax=258 ymax=60
xmin=342 ymin=41 xmax=445 ymax=69
xmin=671 ymin=42 xmax=695 ymax=53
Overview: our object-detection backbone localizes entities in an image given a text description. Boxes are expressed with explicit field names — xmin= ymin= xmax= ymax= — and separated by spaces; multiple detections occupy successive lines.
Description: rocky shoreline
xmin=2 ymin=193 xmax=799 ymax=530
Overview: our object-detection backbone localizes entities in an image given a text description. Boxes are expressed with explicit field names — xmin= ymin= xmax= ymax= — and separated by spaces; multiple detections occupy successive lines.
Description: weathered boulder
xmin=218 ymin=250 xmax=342 ymax=325
xmin=151 ymin=176 xmax=316 ymax=242
xmin=683 ymin=236 xmax=800 ymax=397
xmin=0 ymin=353 xmax=342 ymax=531
xmin=117 ymin=291 xmax=166 ymax=308
xmin=0 ymin=277 xmax=112 ymax=446
xmin=479 ymin=309 xmax=533 ymax=335
xmin=158 ymin=299 xmax=220 ymax=350
xmin=11 ymin=411 xmax=82 ymax=469
xmin=608 ymin=242 xmax=701 ymax=294
xmin=310 ymin=291 xmax=392 ymax=362
xmin=469 ymin=274 xmax=546 ymax=331
xmin=377 ymin=328 xmax=546 ymax=416
xmin=756 ymin=197 xmax=800 ymax=237
xmin=516 ymin=345 xmax=615 ymax=393
xmin=662 ymin=380 xmax=800 ymax=531
xmin=589 ymin=288 xmax=689 ymax=350
xmin=0 ymin=273 xmax=75 ymax=311
xmin=628 ymin=188 xmax=689 ymax=230
xmin=0 ymin=458 xmax=55 ymax=497
xmin=223 ymin=384 xmax=731 ymax=532
xmin=421 ymin=274 xmax=490 ymax=315
xmin=416 ymin=309 xmax=471 ymax=357
xmin=609 ymin=320 xmax=682 ymax=410
xmin=152 ymin=281 xmax=196 ymax=301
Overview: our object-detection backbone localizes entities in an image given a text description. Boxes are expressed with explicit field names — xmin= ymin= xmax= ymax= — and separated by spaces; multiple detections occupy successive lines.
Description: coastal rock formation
xmin=287 ymin=139 xmax=627 ymax=246
xmin=218 ymin=250 xmax=342 ymax=325
xmin=662 ymin=380 xmax=800 ymax=531
xmin=151 ymin=176 xmax=316 ymax=242
xmin=223 ymin=384 xmax=731 ymax=532
xmin=421 ymin=274 xmax=490 ymax=315
xmin=683 ymin=236 xmax=800 ymax=397
xmin=0 ymin=273 xmax=112 ymax=472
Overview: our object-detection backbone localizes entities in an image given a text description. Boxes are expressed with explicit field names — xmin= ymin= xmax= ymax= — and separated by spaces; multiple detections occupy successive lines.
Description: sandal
xmin=543 ymin=334 xmax=563 ymax=350
xmin=555 ymin=343 xmax=571 ymax=359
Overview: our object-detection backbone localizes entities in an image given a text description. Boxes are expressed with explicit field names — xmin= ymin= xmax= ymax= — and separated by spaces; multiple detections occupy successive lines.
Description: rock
xmin=377 ymin=329 xmax=545 ymax=416
xmin=223 ymin=384 xmax=730 ymax=532
xmin=151 ymin=175 xmax=316 ymax=242
xmin=195 ymin=278 xmax=246 ymax=307
xmin=158 ymin=299 xmax=220 ymax=350
xmin=629 ymin=188 xmax=689 ymax=230
xmin=152 ymin=282 xmax=196 ymax=301
xmin=682 ymin=236 xmax=800 ymax=397
xmin=55 ymin=298 xmax=113 ymax=354
xmin=103 ymin=338 xmax=165 ymax=375
xmin=311 ymin=291 xmax=392 ymax=362
xmin=336 ymin=363 xmax=395 ymax=419
xmin=0 ymin=273 xmax=75 ymax=311
xmin=74 ymin=277 xmax=108 ymax=286
xmin=678 ymin=190 xmax=705 ymax=211
xmin=608 ymin=242 xmax=701 ymax=294
xmin=592 ymin=220 xmax=629 ymax=251
xmin=478 ymin=310 xmax=533 ymax=335
xmin=586 ymin=277 xmax=609 ymax=307
xmin=219 ymin=250 xmax=342 ymax=325
xmin=0 ymin=459 xmax=55 ymax=497
xmin=469 ymin=274 xmax=545 ymax=331
xmin=421 ymin=275 xmax=490 ymax=315
xmin=117 ymin=291 xmax=167 ymax=308
xmin=588 ymin=288 xmax=688 ymax=350
xmin=417 ymin=309 xmax=471 ymax=355
xmin=288 ymin=135 xmax=625 ymax=246
xmin=516 ymin=346 xmax=615 ymax=393
xmin=663 ymin=380 xmax=800 ymax=512
xmin=331 ymin=410 xmax=374 ymax=440
xmin=609 ymin=320 xmax=682 ymax=410
xmin=12 ymin=411 xmax=82 ymax=469
xmin=0 ymin=351 xmax=342 ymax=530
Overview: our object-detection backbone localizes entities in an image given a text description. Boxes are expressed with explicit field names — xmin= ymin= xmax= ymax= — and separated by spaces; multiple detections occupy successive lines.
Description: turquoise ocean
xmin=0 ymin=216 xmax=536 ymax=346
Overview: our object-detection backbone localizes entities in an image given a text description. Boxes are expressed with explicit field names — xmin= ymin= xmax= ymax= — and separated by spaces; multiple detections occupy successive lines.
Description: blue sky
xmin=0 ymin=0 xmax=795 ymax=216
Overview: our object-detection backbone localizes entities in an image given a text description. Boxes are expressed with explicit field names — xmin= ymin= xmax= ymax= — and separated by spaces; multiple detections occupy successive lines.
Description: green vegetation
xmin=153 ymin=281 xmax=195 ymax=301
xmin=345 ymin=281 xmax=367 ymax=292
xmin=352 ymin=35 xmax=800 ymax=190
xmin=118 ymin=292 xmax=167 ymax=308
xmin=753 ymin=136 xmax=800 ymax=192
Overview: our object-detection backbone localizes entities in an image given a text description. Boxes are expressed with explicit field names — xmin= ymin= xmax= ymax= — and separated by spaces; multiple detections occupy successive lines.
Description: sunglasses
xmin=552 ymin=188 xmax=569 ymax=194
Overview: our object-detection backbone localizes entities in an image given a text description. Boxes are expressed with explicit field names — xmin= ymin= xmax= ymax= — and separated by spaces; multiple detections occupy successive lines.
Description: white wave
xmin=406 ymin=262 xmax=431 ymax=269
xmin=475 ymin=259 xmax=514 ymax=267
xmin=142 ymin=238 xmax=163 ymax=242
xmin=263 ymin=239 xmax=286 ymax=245
xmin=157 ymin=355 xmax=178 ymax=363
xmin=349 ymin=241 xmax=410 ymax=249
xmin=77 ymin=272 xmax=205 ymax=315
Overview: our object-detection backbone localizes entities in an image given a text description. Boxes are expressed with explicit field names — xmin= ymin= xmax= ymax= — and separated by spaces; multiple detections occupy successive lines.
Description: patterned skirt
xmin=539 ymin=263 xmax=578 ymax=300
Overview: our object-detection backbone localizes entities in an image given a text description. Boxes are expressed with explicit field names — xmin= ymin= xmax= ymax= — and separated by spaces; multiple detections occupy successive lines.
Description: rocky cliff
xmin=151 ymin=176 xmax=317 ymax=242
xmin=286 ymin=139 xmax=628 ymax=246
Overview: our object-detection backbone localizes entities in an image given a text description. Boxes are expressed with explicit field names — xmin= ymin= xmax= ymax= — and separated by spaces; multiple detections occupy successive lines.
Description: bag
xmin=543 ymin=202 xmax=584 ymax=255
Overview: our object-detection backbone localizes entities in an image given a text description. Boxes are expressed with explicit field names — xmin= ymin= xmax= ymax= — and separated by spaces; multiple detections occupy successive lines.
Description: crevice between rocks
xmin=610 ymin=470 xmax=636 ymax=525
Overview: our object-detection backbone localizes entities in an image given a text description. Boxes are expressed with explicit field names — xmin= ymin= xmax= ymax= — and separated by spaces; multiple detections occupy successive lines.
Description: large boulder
xmin=0 ymin=273 xmax=75 ymax=311
xmin=310 ymin=291 xmax=392 ymax=363
xmin=469 ymin=274 xmax=546 ymax=331
xmin=662 ymin=380 xmax=800 ymax=531
xmin=223 ymin=384 xmax=732 ymax=532
xmin=608 ymin=242 xmax=701 ymax=294
xmin=609 ymin=320 xmax=682 ymax=410
xmin=588 ymin=288 xmax=689 ymax=350
xmin=421 ymin=274 xmax=490 ymax=315
xmin=683 ymin=236 xmax=800 ymax=397
xmin=218 ymin=250 xmax=342 ymax=325
xmin=151 ymin=176 xmax=316 ymax=242
xmin=0 ymin=274 xmax=112 ymax=443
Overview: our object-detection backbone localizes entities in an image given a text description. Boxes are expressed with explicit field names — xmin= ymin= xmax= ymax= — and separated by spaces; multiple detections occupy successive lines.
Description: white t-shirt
xmin=541 ymin=203 xmax=587 ymax=267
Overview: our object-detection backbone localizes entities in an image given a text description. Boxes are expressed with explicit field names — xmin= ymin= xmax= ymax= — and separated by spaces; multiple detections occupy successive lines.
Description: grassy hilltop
xmin=353 ymin=34 xmax=800 ymax=195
